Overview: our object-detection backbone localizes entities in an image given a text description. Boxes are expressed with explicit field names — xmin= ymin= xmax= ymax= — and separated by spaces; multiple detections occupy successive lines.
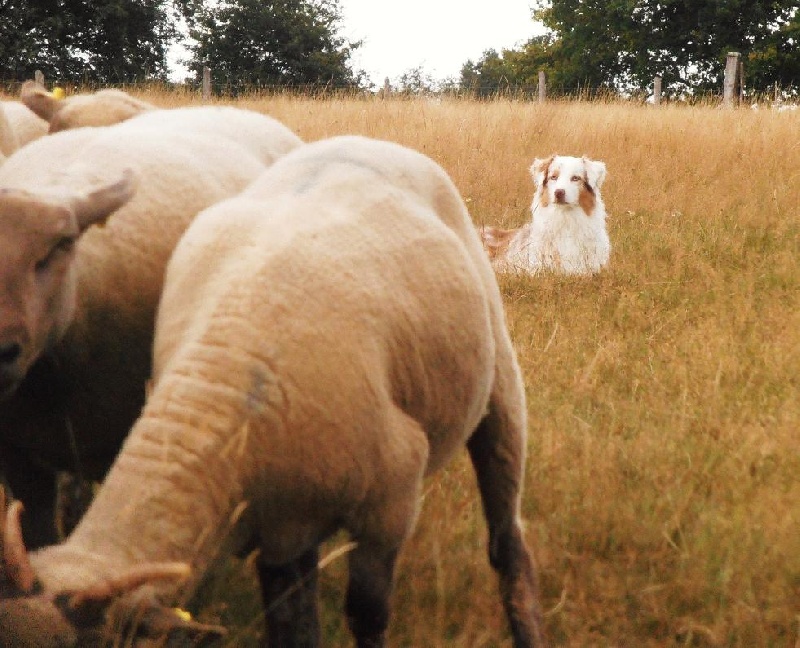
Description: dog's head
xmin=530 ymin=155 xmax=607 ymax=216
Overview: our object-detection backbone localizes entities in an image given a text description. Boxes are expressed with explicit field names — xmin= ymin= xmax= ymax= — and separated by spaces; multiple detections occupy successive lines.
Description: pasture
xmin=10 ymin=89 xmax=800 ymax=646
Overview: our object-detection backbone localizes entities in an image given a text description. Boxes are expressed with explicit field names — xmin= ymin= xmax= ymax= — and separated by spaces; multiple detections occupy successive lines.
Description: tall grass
xmin=9 ymin=88 xmax=799 ymax=645
xmin=204 ymin=97 xmax=799 ymax=646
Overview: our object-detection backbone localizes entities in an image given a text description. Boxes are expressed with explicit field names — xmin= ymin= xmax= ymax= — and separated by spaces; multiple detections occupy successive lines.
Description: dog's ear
xmin=583 ymin=157 xmax=607 ymax=190
xmin=530 ymin=156 xmax=554 ymax=190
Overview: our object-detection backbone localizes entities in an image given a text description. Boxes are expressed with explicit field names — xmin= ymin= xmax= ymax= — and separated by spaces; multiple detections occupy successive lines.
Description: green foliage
xmin=461 ymin=0 xmax=799 ymax=96
xmin=745 ymin=8 xmax=800 ymax=91
xmin=536 ymin=0 xmax=800 ymax=94
xmin=394 ymin=66 xmax=440 ymax=94
xmin=187 ymin=0 xmax=363 ymax=92
xmin=460 ymin=36 xmax=564 ymax=97
xmin=0 ymin=0 xmax=178 ymax=83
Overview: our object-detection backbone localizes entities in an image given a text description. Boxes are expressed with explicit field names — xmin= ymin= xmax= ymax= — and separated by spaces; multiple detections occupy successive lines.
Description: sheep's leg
xmin=346 ymin=409 xmax=429 ymax=648
xmin=257 ymin=547 xmax=320 ymax=648
xmin=345 ymin=541 xmax=399 ymax=648
xmin=467 ymin=386 xmax=546 ymax=647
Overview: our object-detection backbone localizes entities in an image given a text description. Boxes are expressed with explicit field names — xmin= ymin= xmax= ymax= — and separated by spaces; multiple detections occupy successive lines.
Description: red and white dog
xmin=481 ymin=155 xmax=610 ymax=275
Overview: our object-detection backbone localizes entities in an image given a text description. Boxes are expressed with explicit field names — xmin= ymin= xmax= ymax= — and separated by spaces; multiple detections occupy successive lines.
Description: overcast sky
xmin=169 ymin=2 xmax=541 ymax=84
xmin=339 ymin=1 xmax=542 ymax=85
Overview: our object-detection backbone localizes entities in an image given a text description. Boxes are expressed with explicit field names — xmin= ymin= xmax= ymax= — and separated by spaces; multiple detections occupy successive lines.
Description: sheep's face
xmin=0 ymin=170 xmax=136 ymax=399
xmin=0 ymin=492 xmax=225 ymax=646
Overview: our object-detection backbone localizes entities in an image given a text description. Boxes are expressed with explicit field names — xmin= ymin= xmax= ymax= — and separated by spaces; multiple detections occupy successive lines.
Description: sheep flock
xmin=0 ymin=84 xmax=546 ymax=646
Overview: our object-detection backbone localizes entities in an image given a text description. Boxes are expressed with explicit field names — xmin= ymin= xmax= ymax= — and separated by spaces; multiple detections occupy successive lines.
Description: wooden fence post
xmin=538 ymin=70 xmax=546 ymax=103
xmin=738 ymin=60 xmax=745 ymax=103
xmin=653 ymin=75 xmax=662 ymax=106
xmin=34 ymin=70 xmax=45 ymax=86
xmin=202 ymin=66 xmax=211 ymax=100
xmin=723 ymin=52 xmax=740 ymax=108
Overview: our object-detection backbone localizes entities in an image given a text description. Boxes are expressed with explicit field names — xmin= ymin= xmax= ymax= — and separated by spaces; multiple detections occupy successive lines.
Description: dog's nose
xmin=554 ymin=189 xmax=566 ymax=203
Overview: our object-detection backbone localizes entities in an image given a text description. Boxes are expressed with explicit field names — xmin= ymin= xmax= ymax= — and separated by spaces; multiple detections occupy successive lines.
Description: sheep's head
xmin=20 ymin=81 xmax=153 ymax=133
xmin=0 ymin=490 xmax=225 ymax=646
xmin=0 ymin=169 xmax=136 ymax=399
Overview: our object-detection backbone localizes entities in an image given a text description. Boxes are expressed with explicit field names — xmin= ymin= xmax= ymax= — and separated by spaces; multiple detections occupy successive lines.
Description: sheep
xmin=1 ymin=100 xmax=48 ymax=148
xmin=20 ymin=81 xmax=154 ymax=132
xmin=124 ymin=104 xmax=303 ymax=166
xmin=0 ymin=107 xmax=303 ymax=548
xmin=0 ymin=135 xmax=546 ymax=647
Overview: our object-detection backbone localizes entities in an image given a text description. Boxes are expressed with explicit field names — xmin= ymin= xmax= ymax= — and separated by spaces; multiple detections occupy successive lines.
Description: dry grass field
xmin=8 ymin=87 xmax=800 ymax=646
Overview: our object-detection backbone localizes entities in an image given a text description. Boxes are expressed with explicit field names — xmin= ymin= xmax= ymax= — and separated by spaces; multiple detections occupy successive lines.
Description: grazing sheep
xmin=0 ymin=136 xmax=546 ymax=647
xmin=20 ymin=81 xmax=154 ymax=132
xmin=0 ymin=109 xmax=302 ymax=548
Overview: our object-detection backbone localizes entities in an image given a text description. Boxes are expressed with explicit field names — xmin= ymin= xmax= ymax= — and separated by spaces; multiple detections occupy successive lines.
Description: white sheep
xmin=1 ymin=100 xmax=48 ymax=148
xmin=0 ymin=136 xmax=546 ymax=647
xmin=20 ymin=81 xmax=155 ymax=132
xmin=0 ymin=107 xmax=302 ymax=548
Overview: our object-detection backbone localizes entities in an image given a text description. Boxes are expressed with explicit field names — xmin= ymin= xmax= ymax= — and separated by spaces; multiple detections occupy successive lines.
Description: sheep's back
xmin=155 ymin=156 xmax=498 ymax=495
xmin=123 ymin=106 xmax=302 ymax=168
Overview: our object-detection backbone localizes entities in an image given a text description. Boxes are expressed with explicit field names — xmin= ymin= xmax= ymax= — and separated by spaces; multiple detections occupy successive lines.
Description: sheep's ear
xmin=529 ymin=156 xmax=554 ymax=188
xmin=0 ymin=490 xmax=37 ymax=595
xmin=56 ymin=566 xmax=225 ymax=644
xmin=70 ymin=168 xmax=137 ymax=232
xmin=65 ymin=562 xmax=192 ymax=613
xmin=583 ymin=157 xmax=607 ymax=190
xmin=20 ymin=80 xmax=63 ymax=122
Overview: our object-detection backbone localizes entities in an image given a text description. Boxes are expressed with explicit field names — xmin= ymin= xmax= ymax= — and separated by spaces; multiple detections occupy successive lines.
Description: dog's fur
xmin=481 ymin=155 xmax=610 ymax=275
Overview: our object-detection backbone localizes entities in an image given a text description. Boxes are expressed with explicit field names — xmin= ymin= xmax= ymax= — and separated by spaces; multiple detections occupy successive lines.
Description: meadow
xmin=15 ymin=87 xmax=800 ymax=646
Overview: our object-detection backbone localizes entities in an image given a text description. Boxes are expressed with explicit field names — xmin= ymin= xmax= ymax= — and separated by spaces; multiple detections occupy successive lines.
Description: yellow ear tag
xmin=172 ymin=607 xmax=193 ymax=622
xmin=51 ymin=87 xmax=66 ymax=100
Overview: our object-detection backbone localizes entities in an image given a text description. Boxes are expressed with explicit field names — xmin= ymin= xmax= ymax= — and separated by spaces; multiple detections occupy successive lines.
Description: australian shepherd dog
xmin=481 ymin=155 xmax=610 ymax=275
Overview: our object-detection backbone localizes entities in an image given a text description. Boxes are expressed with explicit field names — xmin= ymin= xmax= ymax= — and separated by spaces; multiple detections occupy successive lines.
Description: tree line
xmin=0 ymin=0 xmax=797 ymax=97
xmin=0 ymin=0 xmax=364 ymax=89
xmin=463 ymin=0 xmax=799 ymax=98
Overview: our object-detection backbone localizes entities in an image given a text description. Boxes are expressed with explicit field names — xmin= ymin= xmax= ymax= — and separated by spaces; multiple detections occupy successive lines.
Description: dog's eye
xmin=549 ymin=174 xmax=558 ymax=180
xmin=571 ymin=175 xmax=582 ymax=182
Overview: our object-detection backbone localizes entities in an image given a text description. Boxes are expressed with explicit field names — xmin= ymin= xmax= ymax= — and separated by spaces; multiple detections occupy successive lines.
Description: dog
xmin=481 ymin=155 xmax=610 ymax=275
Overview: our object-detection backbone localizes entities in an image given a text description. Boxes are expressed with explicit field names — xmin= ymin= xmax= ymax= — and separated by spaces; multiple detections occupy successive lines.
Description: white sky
xmin=338 ymin=1 xmax=541 ymax=85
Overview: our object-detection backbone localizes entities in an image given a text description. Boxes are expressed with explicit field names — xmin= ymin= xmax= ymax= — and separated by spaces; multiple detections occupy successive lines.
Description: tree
xmin=460 ymin=49 xmax=514 ymax=97
xmin=187 ymin=0 xmax=363 ymax=91
xmin=745 ymin=7 xmax=800 ymax=93
xmin=460 ymin=36 xmax=564 ymax=97
xmin=529 ymin=0 xmax=800 ymax=95
xmin=0 ymin=0 xmax=179 ymax=83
